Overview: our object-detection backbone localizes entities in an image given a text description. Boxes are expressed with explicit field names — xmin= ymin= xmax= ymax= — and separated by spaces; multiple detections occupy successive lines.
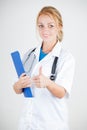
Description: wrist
xmin=14 ymin=82 xmax=22 ymax=90
xmin=13 ymin=82 xmax=23 ymax=94
xmin=45 ymin=78 xmax=51 ymax=87
xmin=46 ymin=78 xmax=53 ymax=89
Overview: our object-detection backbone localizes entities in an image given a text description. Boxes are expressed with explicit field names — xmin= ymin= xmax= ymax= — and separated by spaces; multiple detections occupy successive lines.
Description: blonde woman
xmin=13 ymin=6 xmax=75 ymax=130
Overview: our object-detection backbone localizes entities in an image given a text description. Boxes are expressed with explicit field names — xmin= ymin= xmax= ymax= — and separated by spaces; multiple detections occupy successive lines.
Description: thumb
xmin=39 ymin=66 xmax=42 ymax=75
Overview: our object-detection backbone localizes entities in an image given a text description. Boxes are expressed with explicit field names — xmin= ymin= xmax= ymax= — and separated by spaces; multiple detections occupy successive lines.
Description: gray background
xmin=0 ymin=0 xmax=87 ymax=130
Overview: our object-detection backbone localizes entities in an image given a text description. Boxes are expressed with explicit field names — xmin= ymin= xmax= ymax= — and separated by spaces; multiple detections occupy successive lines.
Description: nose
xmin=42 ymin=26 xmax=49 ymax=33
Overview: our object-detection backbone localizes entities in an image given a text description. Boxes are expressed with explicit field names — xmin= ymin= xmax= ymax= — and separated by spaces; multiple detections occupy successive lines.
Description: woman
xmin=13 ymin=6 xmax=75 ymax=130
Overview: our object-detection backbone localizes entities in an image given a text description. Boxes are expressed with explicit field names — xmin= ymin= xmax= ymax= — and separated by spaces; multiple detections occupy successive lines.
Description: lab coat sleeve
xmin=55 ymin=52 xmax=75 ymax=96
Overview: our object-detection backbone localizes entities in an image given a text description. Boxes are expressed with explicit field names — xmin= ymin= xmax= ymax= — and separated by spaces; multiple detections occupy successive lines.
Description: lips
xmin=43 ymin=34 xmax=49 ymax=38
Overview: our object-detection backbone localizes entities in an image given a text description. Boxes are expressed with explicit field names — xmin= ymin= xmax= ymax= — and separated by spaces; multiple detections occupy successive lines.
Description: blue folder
xmin=11 ymin=51 xmax=33 ymax=98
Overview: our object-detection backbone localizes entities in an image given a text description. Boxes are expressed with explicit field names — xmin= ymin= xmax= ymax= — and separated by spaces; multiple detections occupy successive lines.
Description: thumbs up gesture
xmin=32 ymin=66 xmax=48 ymax=88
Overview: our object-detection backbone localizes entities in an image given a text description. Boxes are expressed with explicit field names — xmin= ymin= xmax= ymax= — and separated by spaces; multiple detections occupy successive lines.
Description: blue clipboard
xmin=11 ymin=51 xmax=33 ymax=98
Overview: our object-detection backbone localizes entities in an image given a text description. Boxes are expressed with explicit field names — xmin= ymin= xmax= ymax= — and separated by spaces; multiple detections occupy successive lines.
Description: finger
xmin=32 ymin=76 xmax=39 ymax=80
xmin=20 ymin=73 xmax=26 ymax=77
xmin=33 ymin=80 xmax=40 ymax=88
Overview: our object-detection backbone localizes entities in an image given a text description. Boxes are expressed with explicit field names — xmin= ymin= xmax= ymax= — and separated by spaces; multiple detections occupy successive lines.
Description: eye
xmin=38 ymin=24 xmax=44 ymax=28
xmin=48 ymin=24 xmax=54 ymax=28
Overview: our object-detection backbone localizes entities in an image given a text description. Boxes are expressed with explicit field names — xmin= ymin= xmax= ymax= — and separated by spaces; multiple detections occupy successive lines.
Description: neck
xmin=42 ymin=41 xmax=57 ymax=53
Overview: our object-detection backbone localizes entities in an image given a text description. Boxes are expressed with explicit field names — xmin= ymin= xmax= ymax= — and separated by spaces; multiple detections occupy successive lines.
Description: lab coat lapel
xmin=31 ymin=42 xmax=62 ymax=76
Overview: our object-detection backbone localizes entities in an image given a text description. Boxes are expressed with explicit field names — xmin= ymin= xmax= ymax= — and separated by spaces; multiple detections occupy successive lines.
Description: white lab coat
xmin=18 ymin=42 xmax=75 ymax=130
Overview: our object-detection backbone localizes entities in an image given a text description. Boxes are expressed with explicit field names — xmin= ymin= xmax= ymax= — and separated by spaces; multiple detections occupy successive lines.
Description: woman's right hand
xmin=13 ymin=73 xmax=32 ymax=94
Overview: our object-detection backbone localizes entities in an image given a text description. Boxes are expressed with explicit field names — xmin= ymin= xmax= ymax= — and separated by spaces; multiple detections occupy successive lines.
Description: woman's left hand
xmin=32 ymin=66 xmax=48 ymax=88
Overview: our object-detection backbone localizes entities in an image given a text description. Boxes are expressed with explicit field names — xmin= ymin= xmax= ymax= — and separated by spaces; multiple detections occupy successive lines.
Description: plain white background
xmin=0 ymin=0 xmax=87 ymax=130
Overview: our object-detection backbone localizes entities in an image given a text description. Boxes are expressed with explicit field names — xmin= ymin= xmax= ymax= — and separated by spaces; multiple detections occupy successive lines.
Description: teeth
xmin=43 ymin=34 xmax=48 ymax=37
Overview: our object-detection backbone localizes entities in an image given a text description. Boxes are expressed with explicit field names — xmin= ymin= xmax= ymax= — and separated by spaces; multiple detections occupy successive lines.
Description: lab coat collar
xmin=33 ymin=44 xmax=41 ymax=57
xmin=51 ymin=42 xmax=62 ymax=57
xmin=34 ymin=42 xmax=62 ymax=58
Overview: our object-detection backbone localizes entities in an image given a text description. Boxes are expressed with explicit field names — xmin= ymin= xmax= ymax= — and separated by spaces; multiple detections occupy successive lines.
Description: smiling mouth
xmin=43 ymin=34 xmax=49 ymax=37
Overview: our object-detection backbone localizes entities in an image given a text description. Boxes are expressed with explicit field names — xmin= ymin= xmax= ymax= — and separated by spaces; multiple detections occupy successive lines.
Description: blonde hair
xmin=36 ymin=6 xmax=63 ymax=42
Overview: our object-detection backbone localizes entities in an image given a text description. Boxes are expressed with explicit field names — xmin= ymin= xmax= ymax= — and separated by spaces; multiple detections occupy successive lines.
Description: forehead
xmin=37 ymin=14 xmax=55 ymax=23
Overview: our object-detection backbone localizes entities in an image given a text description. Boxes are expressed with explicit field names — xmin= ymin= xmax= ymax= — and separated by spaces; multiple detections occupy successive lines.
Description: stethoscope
xmin=23 ymin=48 xmax=58 ymax=81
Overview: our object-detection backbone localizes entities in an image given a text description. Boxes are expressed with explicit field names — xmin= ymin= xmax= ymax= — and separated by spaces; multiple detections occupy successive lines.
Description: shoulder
xmin=59 ymin=48 xmax=75 ymax=65
xmin=25 ymin=47 xmax=36 ymax=56
xmin=22 ymin=47 xmax=36 ymax=62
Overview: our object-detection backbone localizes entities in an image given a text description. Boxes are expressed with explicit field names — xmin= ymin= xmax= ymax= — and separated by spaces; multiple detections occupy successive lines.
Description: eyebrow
xmin=38 ymin=22 xmax=55 ymax=24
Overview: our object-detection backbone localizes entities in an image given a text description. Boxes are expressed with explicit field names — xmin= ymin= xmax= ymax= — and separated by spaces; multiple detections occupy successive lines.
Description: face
xmin=37 ymin=14 xmax=59 ymax=44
